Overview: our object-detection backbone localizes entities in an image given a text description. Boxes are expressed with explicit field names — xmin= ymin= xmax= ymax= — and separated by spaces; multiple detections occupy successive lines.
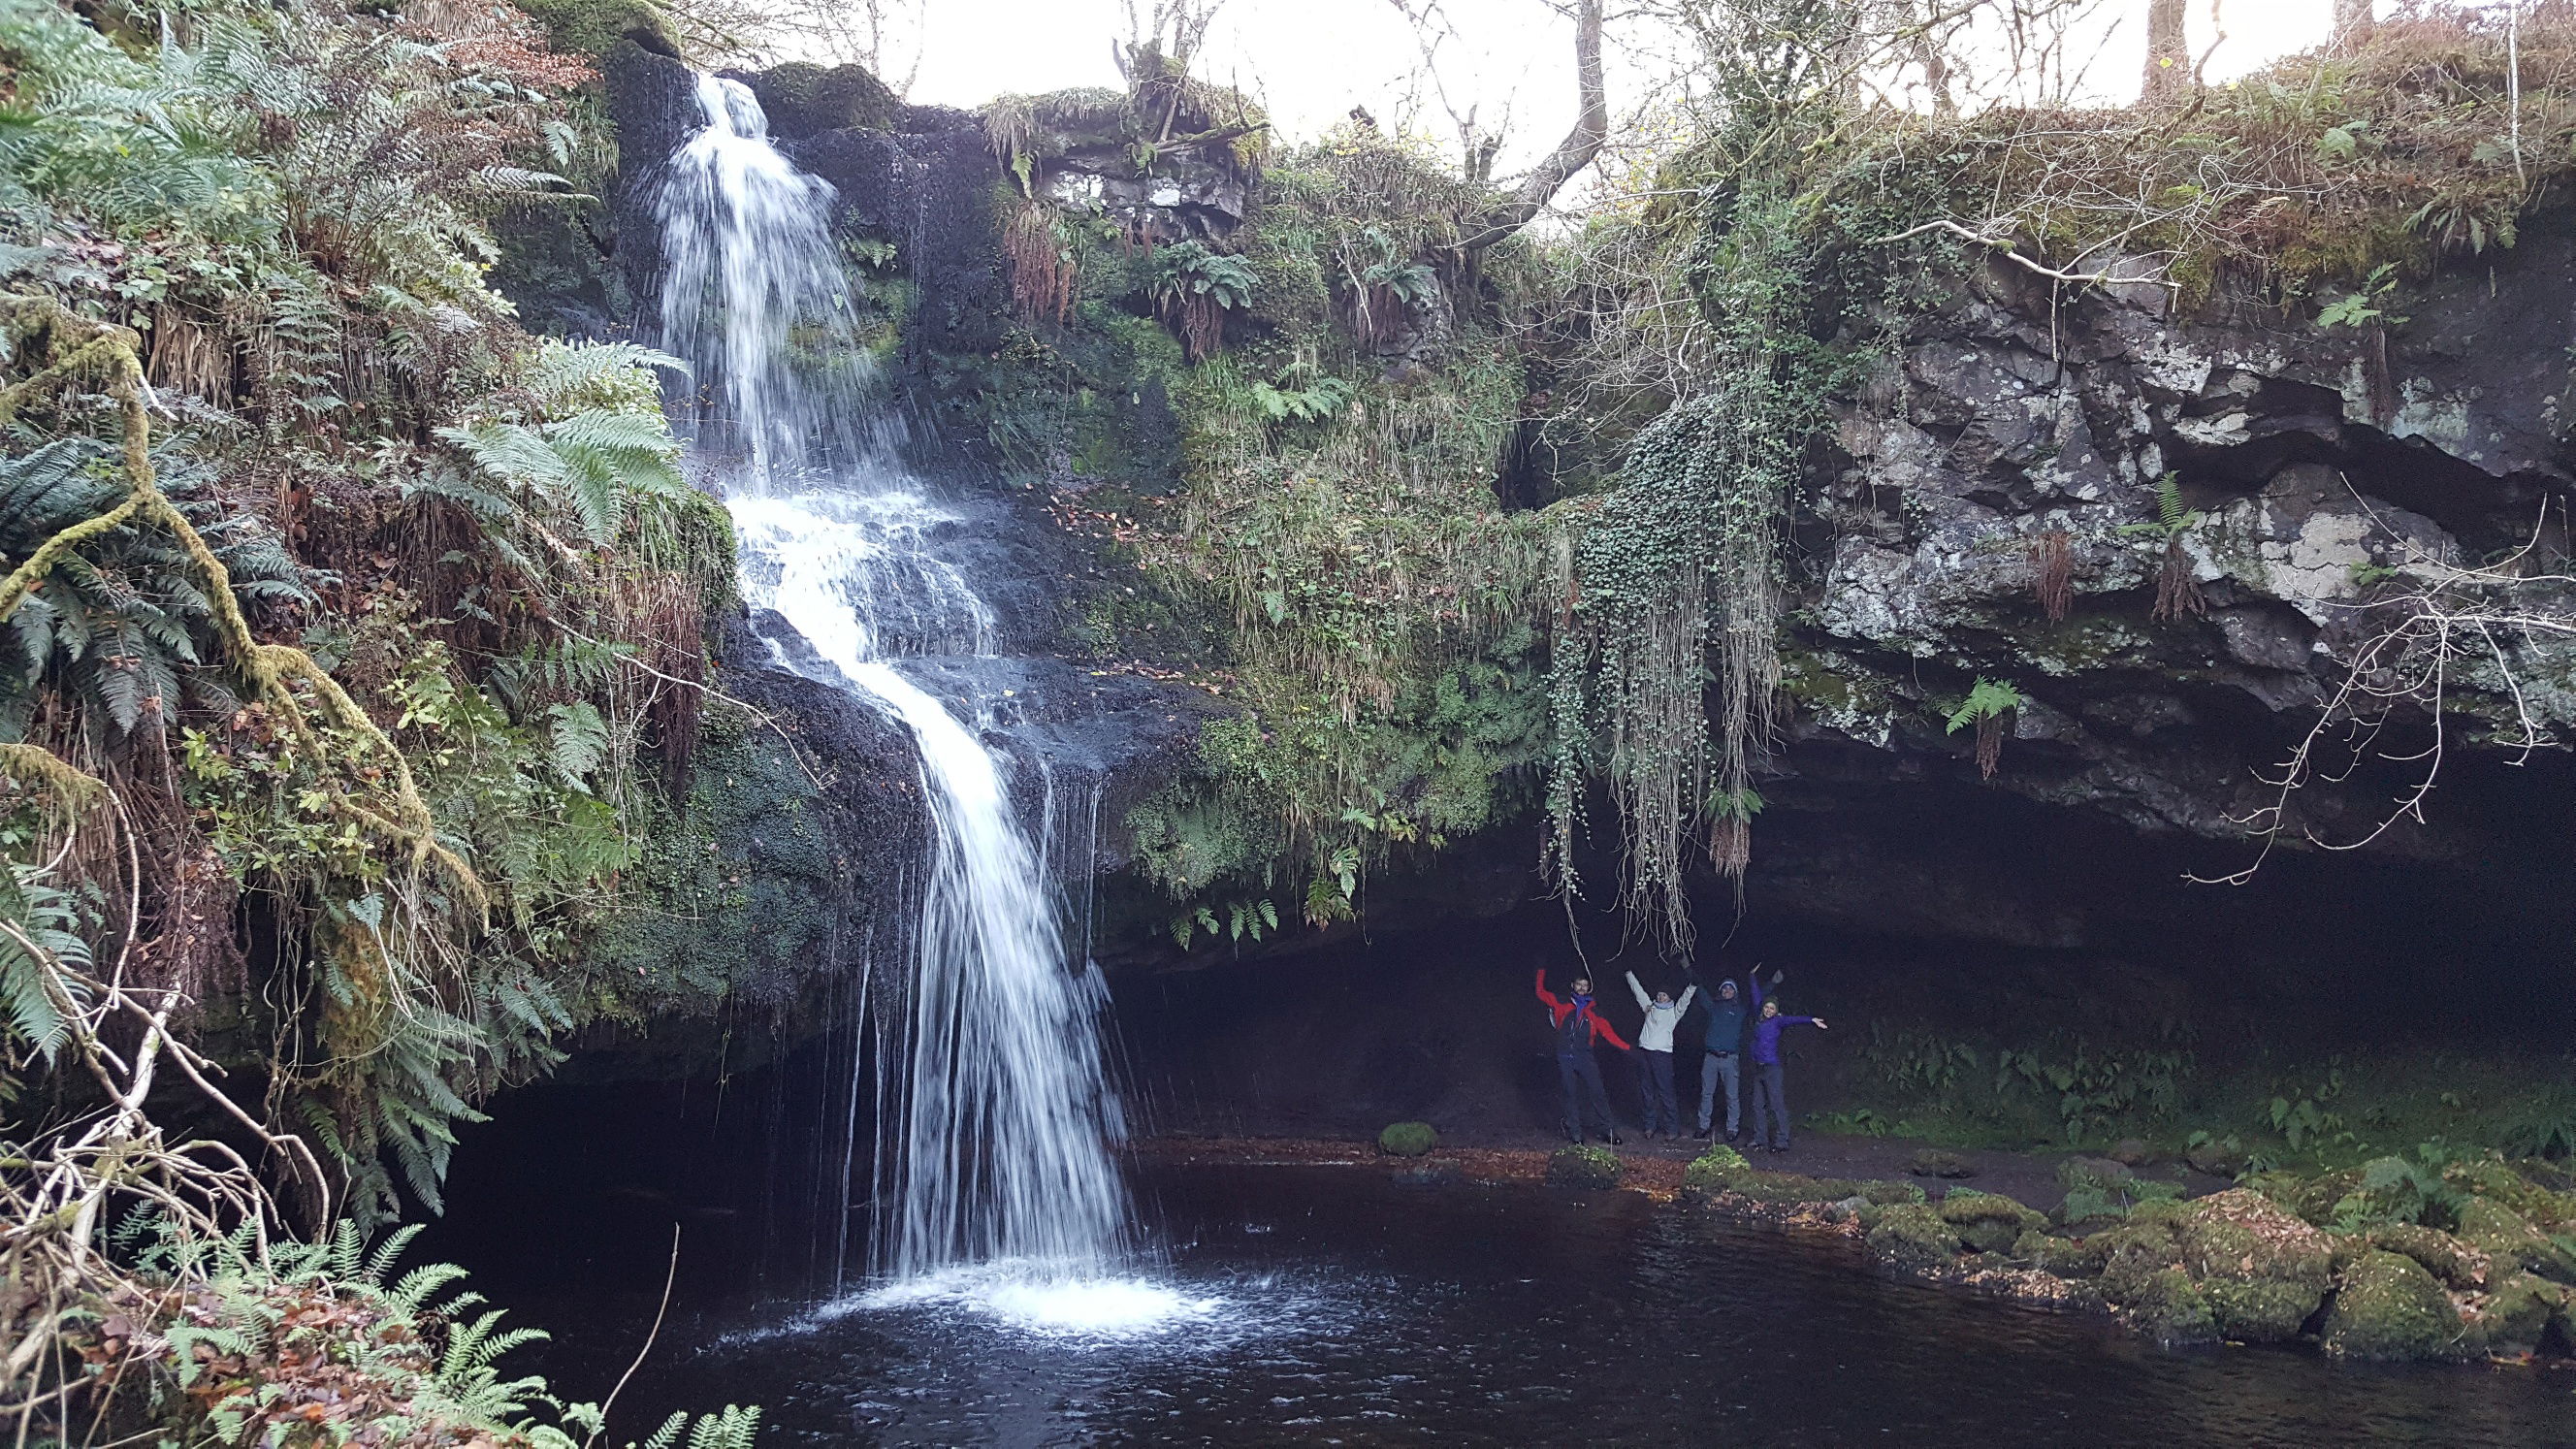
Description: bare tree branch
xmin=1460 ymin=0 xmax=1608 ymax=250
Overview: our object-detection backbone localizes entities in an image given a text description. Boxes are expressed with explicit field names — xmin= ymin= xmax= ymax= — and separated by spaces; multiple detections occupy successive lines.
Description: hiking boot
xmin=1692 ymin=1126 xmax=1714 ymax=1142
xmin=1601 ymin=1132 xmax=1625 ymax=1145
xmin=1565 ymin=1128 xmax=1583 ymax=1143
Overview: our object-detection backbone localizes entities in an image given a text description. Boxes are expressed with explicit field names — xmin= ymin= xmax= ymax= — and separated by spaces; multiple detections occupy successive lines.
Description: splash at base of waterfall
xmin=832 ymin=1264 xmax=1224 ymax=1338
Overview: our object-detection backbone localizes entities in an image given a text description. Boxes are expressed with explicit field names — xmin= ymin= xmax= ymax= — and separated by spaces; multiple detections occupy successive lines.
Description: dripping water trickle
xmin=658 ymin=75 xmax=1178 ymax=1321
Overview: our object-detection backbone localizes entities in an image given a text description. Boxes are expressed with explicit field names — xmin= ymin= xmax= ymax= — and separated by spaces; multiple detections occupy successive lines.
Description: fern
xmin=0 ymin=861 xmax=89 ymax=1063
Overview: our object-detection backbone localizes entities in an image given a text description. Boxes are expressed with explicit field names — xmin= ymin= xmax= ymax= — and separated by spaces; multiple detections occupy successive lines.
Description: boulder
xmin=2016 ymin=1229 xmax=2108 ymax=1279
xmin=2096 ymin=1219 xmax=2187 ymax=1304
xmin=2367 ymin=1222 xmax=2491 ymax=1292
xmin=2457 ymin=1195 xmax=2576 ymax=1284
xmin=2129 ymin=1265 xmax=2220 ymax=1347
xmin=1909 ymin=1148 xmax=1978 ymax=1178
xmin=2175 ymin=1189 xmax=2334 ymax=1342
xmin=2322 ymin=1249 xmax=2471 ymax=1361
xmin=2183 ymin=1135 xmax=2249 ymax=1177
xmin=2109 ymin=1139 xmax=2154 ymax=1168
xmin=1547 ymin=1144 xmax=1624 ymax=1189
xmin=1376 ymin=1121 xmax=1437 ymax=1157
xmin=1867 ymin=1203 xmax=1965 ymax=1274
xmin=2468 ymin=1272 xmax=2569 ymax=1360
xmin=1939 ymin=1189 xmax=2049 ymax=1254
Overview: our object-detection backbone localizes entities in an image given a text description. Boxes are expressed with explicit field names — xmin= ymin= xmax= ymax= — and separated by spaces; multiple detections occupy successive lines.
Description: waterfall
xmin=658 ymin=75 xmax=1134 ymax=1283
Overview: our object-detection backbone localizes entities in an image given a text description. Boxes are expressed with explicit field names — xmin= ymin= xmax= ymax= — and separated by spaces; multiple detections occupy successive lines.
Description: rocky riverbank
xmin=1136 ymin=1132 xmax=2576 ymax=1367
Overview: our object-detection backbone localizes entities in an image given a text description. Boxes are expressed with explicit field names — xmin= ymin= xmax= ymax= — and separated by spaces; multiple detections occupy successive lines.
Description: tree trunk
xmin=2331 ymin=0 xmax=2374 ymax=53
xmin=2142 ymin=0 xmax=2189 ymax=104
xmin=1459 ymin=0 xmax=1606 ymax=250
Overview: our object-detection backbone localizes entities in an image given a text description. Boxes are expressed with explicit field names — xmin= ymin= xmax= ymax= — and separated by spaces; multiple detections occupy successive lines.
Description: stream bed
xmin=488 ymin=1160 xmax=2573 ymax=1447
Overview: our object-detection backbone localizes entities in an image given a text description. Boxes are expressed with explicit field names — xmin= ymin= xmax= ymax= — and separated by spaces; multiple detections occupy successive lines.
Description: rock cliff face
xmin=587 ymin=39 xmax=2576 ymax=1003
xmin=1793 ymin=238 xmax=2576 ymax=851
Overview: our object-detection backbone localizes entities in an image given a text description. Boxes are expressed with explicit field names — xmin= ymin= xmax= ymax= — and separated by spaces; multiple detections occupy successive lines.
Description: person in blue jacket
xmin=1746 ymin=968 xmax=1827 ymax=1152
xmin=1687 ymin=966 xmax=1749 ymax=1142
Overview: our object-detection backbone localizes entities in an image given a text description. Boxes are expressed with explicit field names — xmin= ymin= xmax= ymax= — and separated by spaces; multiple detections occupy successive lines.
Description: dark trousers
xmin=1632 ymin=1048 xmax=1679 ymax=1134
xmin=1749 ymin=1060 xmax=1791 ymax=1147
xmin=1697 ymin=1051 xmax=1741 ymax=1135
xmin=1557 ymin=1049 xmax=1616 ymax=1138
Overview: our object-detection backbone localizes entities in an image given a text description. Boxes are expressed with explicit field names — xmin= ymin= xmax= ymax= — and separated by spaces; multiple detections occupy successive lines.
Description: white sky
xmin=877 ymin=1 xmax=2381 ymax=174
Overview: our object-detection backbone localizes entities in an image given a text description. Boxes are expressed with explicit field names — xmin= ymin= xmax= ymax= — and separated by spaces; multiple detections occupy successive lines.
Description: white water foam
xmin=660 ymin=74 xmax=1170 ymax=1318
xmin=834 ymin=1264 xmax=1225 ymax=1338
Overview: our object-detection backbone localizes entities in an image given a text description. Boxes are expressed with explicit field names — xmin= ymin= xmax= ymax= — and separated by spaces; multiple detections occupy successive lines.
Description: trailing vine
xmin=1542 ymin=177 xmax=1846 ymax=950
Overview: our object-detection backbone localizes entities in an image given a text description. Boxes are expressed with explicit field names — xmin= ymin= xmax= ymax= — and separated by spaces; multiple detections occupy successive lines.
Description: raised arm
xmin=1534 ymin=969 xmax=1562 ymax=1011
xmin=1625 ymin=970 xmax=1652 ymax=1011
xmin=1676 ymin=983 xmax=1698 ymax=1015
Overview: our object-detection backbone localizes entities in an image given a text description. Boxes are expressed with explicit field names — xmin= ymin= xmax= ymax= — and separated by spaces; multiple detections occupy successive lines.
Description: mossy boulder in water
xmin=2457 ymin=1195 xmax=2576 ymax=1283
xmin=1548 ymin=1144 xmax=1624 ymax=1189
xmin=2175 ymin=1189 xmax=2334 ymax=1342
xmin=2469 ymin=1272 xmax=2569 ymax=1359
xmin=2096 ymin=1219 xmax=2186 ymax=1304
xmin=1866 ymin=1203 xmax=1964 ymax=1274
xmin=1376 ymin=1121 xmax=1438 ymax=1157
xmin=2323 ymin=1249 xmax=2470 ymax=1361
xmin=2128 ymin=1266 xmax=2220 ymax=1347
xmin=1938 ymin=1190 xmax=2047 ymax=1254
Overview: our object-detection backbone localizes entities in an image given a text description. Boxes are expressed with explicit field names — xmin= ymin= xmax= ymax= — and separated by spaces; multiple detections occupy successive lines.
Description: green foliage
xmin=0 ymin=438 xmax=309 ymax=745
xmin=1151 ymin=241 xmax=1257 ymax=311
xmin=1943 ymin=678 xmax=2024 ymax=734
xmin=2316 ymin=262 xmax=2410 ymax=328
xmin=84 ymin=1215 xmax=755 ymax=1446
xmin=0 ymin=855 xmax=87 ymax=1067
xmin=1832 ymin=1022 xmax=2196 ymax=1150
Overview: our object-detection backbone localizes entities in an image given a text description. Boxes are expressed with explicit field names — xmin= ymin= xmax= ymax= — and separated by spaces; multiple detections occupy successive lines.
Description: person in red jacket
xmin=1535 ymin=970 xmax=1632 ymax=1144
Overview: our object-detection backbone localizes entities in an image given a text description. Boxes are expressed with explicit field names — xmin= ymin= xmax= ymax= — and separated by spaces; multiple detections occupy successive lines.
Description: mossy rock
xmin=1861 ymin=1179 xmax=1928 ymax=1207
xmin=2182 ymin=1134 xmax=2249 ymax=1178
xmin=2367 ymin=1222 xmax=2491 ymax=1292
xmin=523 ymin=0 xmax=681 ymax=58
xmin=743 ymin=61 xmax=901 ymax=138
xmin=1547 ymin=1144 xmax=1624 ymax=1189
xmin=1682 ymin=1144 xmax=1749 ymax=1192
xmin=2175 ymin=1189 xmax=2334 ymax=1342
xmin=2057 ymin=1156 xmax=2134 ymax=1193
xmin=2286 ymin=1167 xmax=2367 ymax=1227
xmin=2236 ymin=1169 xmax=2311 ymax=1211
xmin=2445 ymin=1157 xmax=2576 ymax=1233
xmin=2457 ymin=1195 xmax=2576 ymax=1284
xmin=1909 ymin=1148 xmax=1977 ymax=1179
xmin=1376 ymin=1121 xmax=1437 ymax=1158
xmin=1938 ymin=1190 xmax=2048 ymax=1255
xmin=2322 ymin=1249 xmax=2471 ymax=1361
xmin=2470 ymin=1272 xmax=2568 ymax=1359
xmin=2016 ymin=1229 xmax=2108 ymax=1279
xmin=1723 ymin=1168 xmax=1870 ymax=1207
xmin=1866 ymin=1203 xmax=1965 ymax=1275
xmin=2096 ymin=1220 xmax=2186 ymax=1304
xmin=2129 ymin=1265 xmax=2220 ymax=1347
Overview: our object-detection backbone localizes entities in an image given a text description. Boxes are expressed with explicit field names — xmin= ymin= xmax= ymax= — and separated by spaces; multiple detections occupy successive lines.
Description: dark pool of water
xmin=497 ymin=1163 xmax=2572 ymax=1448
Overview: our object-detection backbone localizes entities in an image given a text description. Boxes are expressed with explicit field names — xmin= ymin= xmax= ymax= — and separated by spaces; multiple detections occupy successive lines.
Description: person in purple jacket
xmin=1746 ymin=967 xmax=1827 ymax=1152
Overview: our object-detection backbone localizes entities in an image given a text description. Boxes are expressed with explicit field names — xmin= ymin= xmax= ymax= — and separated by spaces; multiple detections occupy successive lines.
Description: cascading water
xmin=657 ymin=75 xmax=1151 ymax=1303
